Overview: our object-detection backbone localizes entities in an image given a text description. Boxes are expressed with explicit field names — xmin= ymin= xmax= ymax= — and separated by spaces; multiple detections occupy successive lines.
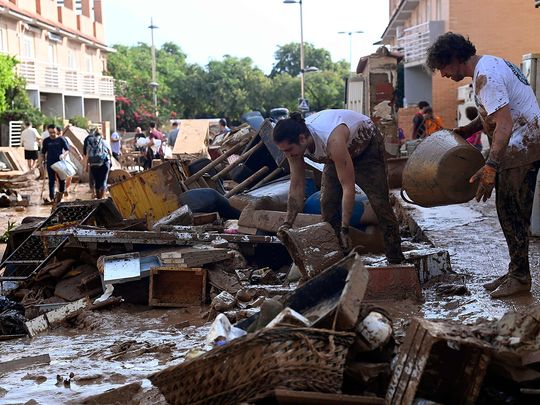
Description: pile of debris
xmin=1 ymin=118 xmax=539 ymax=403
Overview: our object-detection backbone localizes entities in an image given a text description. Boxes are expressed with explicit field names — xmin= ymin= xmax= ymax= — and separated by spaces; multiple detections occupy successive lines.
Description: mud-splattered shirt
xmin=473 ymin=55 xmax=540 ymax=169
xmin=304 ymin=109 xmax=376 ymax=163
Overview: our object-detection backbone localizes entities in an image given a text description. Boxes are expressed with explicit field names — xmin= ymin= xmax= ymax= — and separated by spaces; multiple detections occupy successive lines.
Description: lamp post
xmin=148 ymin=18 xmax=159 ymax=117
xmin=283 ymin=0 xmax=306 ymax=107
xmin=338 ymin=30 xmax=363 ymax=72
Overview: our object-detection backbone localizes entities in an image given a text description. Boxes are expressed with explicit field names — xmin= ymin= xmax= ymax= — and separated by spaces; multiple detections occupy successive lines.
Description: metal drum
xmin=401 ymin=130 xmax=485 ymax=207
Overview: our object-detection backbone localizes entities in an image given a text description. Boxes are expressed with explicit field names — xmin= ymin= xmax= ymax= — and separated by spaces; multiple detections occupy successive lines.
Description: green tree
xmin=270 ymin=42 xmax=335 ymax=77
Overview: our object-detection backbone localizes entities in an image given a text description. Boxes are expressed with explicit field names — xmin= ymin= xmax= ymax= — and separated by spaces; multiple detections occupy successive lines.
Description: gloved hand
xmin=339 ymin=225 xmax=351 ymax=252
xmin=452 ymin=126 xmax=468 ymax=139
xmin=277 ymin=222 xmax=292 ymax=239
xmin=470 ymin=164 xmax=497 ymax=202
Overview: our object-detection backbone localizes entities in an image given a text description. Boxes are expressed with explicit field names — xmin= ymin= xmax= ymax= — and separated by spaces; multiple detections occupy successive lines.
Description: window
xmin=85 ymin=55 xmax=93 ymax=73
xmin=0 ymin=28 xmax=5 ymax=53
xmin=22 ymin=34 xmax=34 ymax=59
xmin=48 ymin=43 xmax=57 ymax=65
xmin=68 ymin=49 xmax=77 ymax=69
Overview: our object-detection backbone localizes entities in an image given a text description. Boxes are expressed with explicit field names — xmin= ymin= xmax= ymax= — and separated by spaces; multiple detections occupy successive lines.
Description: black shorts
xmin=24 ymin=150 xmax=38 ymax=160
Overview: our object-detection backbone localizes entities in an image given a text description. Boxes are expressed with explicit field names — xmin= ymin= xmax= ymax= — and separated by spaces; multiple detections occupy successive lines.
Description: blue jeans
xmin=46 ymin=164 xmax=65 ymax=200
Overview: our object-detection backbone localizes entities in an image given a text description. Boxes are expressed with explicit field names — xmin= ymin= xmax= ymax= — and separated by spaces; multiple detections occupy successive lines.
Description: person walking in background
xmin=84 ymin=130 xmax=111 ymax=199
xmin=218 ymin=118 xmax=231 ymax=135
xmin=167 ymin=121 xmax=180 ymax=148
xmin=426 ymin=32 xmax=540 ymax=298
xmin=110 ymin=127 xmax=124 ymax=161
xmin=20 ymin=121 xmax=41 ymax=172
xmin=422 ymin=107 xmax=445 ymax=136
xmin=148 ymin=122 xmax=165 ymax=159
xmin=464 ymin=106 xmax=483 ymax=151
xmin=41 ymin=124 xmax=70 ymax=205
xmin=411 ymin=101 xmax=430 ymax=139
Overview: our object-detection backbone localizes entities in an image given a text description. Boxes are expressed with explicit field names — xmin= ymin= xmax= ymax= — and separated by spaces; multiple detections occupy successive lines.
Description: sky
xmin=102 ymin=0 xmax=390 ymax=74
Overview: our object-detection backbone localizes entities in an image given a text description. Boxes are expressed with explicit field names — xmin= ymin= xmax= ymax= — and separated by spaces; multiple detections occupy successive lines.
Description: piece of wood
xmin=149 ymin=266 xmax=207 ymax=307
xmin=334 ymin=256 xmax=369 ymax=331
xmin=210 ymin=141 xmax=264 ymax=181
xmin=225 ymin=166 xmax=270 ymax=198
xmin=0 ymin=354 xmax=51 ymax=374
xmin=25 ymin=297 xmax=90 ymax=337
xmin=184 ymin=141 xmax=245 ymax=185
xmin=269 ymin=389 xmax=385 ymax=404
xmin=172 ymin=119 xmax=211 ymax=156
xmin=193 ymin=212 xmax=219 ymax=225
xmin=238 ymin=209 xmax=322 ymax=233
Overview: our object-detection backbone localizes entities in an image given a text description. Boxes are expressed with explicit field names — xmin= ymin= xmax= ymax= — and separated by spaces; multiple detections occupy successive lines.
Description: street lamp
xmin=148 ymin=18 xmax=159 ymax=117
xmin=283 ymin=0 xmax=306 ymax=106
xmin=338 ymin=30 xmax=364 ymax=72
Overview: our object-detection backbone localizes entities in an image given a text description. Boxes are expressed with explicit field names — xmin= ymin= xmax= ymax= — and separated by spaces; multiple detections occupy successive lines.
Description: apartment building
xmin=382 ymin=0 xmax=540 ymax=127
xmin=0 ymin=0 xmax=115 ymax=127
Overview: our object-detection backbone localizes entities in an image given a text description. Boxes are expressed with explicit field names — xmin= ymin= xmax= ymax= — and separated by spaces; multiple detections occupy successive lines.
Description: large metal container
xmin=401 ymin=130 xmax=484 ymax=207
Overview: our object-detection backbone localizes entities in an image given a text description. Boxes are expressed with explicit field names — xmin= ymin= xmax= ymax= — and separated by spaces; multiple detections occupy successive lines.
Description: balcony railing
xmin=397 ymin=20 xmax=445 ymax=66
xmin=16 ymin=60 xmax=115 ymax=97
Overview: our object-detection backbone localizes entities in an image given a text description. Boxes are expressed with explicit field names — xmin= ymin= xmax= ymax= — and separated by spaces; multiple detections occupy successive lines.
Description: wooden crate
xmin=149 ymin=266 xmax=207 ymax=307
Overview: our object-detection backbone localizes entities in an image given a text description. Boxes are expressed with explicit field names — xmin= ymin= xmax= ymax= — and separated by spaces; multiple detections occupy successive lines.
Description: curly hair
xmin=426 ymin=32 xmax=476 ymax=71
xmin=272 ymin=111 xmax=309 ymax=144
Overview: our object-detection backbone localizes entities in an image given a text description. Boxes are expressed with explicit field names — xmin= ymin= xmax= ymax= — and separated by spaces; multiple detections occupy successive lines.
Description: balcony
xmin=16 ymin=60 xmax=115 ymax=97
xmin=397 ymin=20 xmax=445 ymax=67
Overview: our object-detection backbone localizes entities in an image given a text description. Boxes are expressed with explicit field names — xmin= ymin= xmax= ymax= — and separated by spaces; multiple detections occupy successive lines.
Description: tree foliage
xmin=107 ymin=41 xmax=349 ymax=129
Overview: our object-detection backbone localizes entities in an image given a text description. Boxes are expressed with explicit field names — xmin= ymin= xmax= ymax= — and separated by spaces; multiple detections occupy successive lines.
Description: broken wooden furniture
xmin=182 ymin=119 xmax=288 ymax=198
xmin=278 ymin=222 xmax=343 ymax=280
xmin=0 ymin=200 xmax=122 ymax=281
xmin=386 ymin=317 xmax=492 ymax=405
xmin=149 ymin=327 xmax=355 ymax=405
xmin=149 ymin=266 xmax=207 ymax=307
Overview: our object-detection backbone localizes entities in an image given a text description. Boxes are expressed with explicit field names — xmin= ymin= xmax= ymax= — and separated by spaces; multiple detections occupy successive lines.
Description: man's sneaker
xmin=43 ymin=198 xmax=53 ymax=206
xmin=482 ymin=274 xmax=508 ymax=291
xmin=490 ymin=277 xmax=531 ymax=299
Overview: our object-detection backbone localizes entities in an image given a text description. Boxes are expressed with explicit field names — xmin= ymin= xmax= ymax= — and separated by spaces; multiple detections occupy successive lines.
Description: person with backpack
xmin=422 ymin=107 xmax=445 ymax=136
xmin=83 ymin=130 xmax=111 ymax=199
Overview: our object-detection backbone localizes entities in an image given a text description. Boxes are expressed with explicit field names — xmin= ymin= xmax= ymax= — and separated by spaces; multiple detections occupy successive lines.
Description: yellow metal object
xmin=108 ymin=161 xmax=187 ymax=228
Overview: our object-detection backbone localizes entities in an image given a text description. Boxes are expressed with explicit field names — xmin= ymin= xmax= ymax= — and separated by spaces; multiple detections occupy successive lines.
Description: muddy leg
xmin=496 ymin=164 xmax=538 ymax=282
xmin=320 ymin=162 xmax=343 ymax=232
xmin=354 ymin=133 xmax=404 ymax=263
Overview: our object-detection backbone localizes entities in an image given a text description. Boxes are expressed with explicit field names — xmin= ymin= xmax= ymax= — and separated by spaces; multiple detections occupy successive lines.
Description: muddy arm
xmin=285 ymin=156 xmax=305 ymax=226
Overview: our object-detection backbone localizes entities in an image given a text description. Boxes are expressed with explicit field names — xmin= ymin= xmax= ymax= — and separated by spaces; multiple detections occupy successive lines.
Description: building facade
xmin=382 ymin=0 xmax=540 ymax=128
xmin=0 ymin=0 xmax=115 ymax=127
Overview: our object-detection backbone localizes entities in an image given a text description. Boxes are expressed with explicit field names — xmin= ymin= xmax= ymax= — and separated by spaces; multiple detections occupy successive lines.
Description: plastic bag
xmin=51 ymin=152 xmax=77 ymax=180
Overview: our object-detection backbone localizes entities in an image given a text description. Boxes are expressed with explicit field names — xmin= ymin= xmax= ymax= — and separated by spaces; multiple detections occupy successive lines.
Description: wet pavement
xmin=394 ymin=191 xmax=540 ymax=323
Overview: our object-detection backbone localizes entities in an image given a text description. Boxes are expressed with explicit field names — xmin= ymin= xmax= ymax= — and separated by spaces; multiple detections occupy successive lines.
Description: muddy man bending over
xmin=273 ymin=109 xmax=405 ymax=264
xmin=427 ymin=32 xmax=540 ymax=298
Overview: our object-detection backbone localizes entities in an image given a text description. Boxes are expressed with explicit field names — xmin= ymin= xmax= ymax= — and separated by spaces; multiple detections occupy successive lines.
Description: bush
xmin=42 ymin=116 xmax=64 ymax=130
xmin=0 ymin=108 xmax=45 ymax=128
xmin=69 ymin=115 xmax=89 ymax=129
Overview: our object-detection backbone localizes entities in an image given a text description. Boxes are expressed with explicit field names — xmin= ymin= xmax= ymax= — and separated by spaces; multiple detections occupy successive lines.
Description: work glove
xmin=470 ymin=164 xmax=497 ymax=202
xmin=339 ymin=225 xmax=351 ymax=253
xmin=452 ymin=127 xmax=469 ymax=139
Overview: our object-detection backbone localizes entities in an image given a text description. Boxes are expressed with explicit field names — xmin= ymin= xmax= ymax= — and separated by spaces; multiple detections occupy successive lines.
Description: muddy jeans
xmin=320 ymin=131 xmax=404 ymax=262
xmin=496 ymin=162 xmax=540 ymax=281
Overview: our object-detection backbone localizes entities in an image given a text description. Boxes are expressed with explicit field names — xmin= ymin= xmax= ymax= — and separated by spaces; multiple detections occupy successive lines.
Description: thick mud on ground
xmin=0 ymin=305 xmax=209 ymax=404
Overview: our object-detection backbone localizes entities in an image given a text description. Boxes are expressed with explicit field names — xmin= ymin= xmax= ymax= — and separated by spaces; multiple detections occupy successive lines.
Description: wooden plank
xmin=0 ymin=354 xmax=51 ymax=374
xmin=238 ymin=209 xmax=322 ymax=233
xmin=271 ymin=389 xmax=385 ymax=404
xmin=172 ymin=119 xmax=211 ymax=156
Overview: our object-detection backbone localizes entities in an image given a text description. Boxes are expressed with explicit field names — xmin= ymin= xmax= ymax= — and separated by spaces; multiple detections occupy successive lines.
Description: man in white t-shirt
xmin=110 ymin=128 xmax=124 ymax=161
xmin=427 ymin=32 xmax=540 ymax=298
xmin=272 ymin=109 xmax=405 ymax=265
xmin=20 ymin=121 xmax=41 ymax=171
